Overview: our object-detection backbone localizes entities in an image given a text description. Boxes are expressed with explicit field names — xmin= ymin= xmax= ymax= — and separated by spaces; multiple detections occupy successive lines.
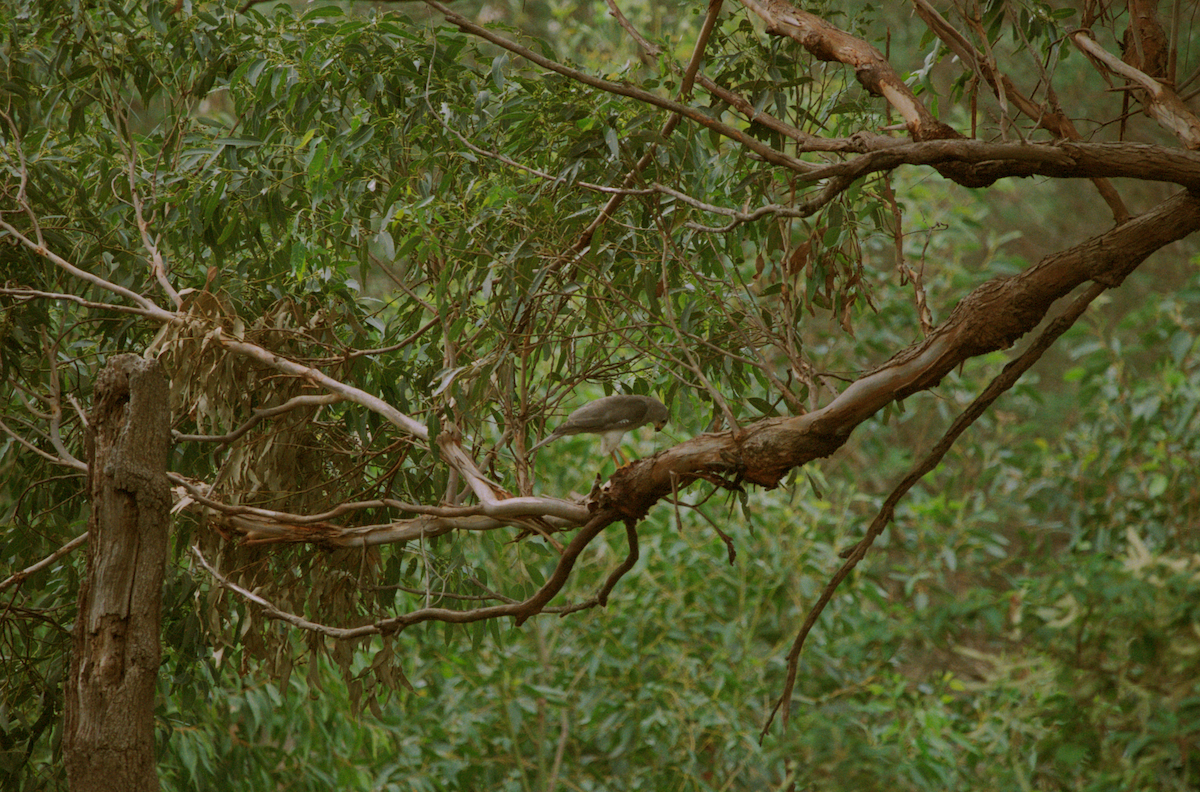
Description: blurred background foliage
xmin=2 ymin=0 xmax=1198 ymax=789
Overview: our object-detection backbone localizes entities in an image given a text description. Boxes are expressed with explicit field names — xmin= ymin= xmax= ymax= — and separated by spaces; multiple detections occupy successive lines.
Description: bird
xmin=529 ymin=394 xmax=669 ymax=464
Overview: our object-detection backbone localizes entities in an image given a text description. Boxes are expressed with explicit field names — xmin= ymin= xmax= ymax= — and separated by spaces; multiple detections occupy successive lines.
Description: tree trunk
xmin=64 ymin=355 xmax=170 ymax=792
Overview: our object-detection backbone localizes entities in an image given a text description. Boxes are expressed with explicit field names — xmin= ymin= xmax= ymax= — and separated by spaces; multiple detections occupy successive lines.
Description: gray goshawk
xmin=530 ymin=394 xmax=669 ymax=463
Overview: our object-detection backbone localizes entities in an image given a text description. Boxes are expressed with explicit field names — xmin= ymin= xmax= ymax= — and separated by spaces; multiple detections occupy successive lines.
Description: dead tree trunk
xmin=64 ymin=355 xmax=170 ymax=792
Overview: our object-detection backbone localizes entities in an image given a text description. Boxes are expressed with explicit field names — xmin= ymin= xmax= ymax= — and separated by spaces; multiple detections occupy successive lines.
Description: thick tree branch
xmin=601 ymin=189 xmax=1200 ymax=517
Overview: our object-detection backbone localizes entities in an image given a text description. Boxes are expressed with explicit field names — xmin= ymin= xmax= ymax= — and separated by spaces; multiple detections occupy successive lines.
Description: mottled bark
xmin=64 ymin=355 xmax=170 ymax=792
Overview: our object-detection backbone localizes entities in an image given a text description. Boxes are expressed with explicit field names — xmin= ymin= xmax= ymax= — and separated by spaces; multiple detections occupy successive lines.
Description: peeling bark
xmin=1123 ymin=0 xmax=1170 ymax=79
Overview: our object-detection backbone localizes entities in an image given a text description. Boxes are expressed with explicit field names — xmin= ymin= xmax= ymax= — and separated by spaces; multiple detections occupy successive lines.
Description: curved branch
xmin=192 ymin=508 xmax=621 ymax=636
xmin=173 ymin=393 xmax=343 ymax=445
xmin=799 ymin=139 xmax=1200 ymax=191
xmin=598 ymin=189 xmax=1200 ymax=518
xmin=740 ymin=0 xmax=958 ymax=140
xmin=213 ymin=330 xmax=429 ymax=439
xmin=0 ymin=219 xmax=177 ymax=323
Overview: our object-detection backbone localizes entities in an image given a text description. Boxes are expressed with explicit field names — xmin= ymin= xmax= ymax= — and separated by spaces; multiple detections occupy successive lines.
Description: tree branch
xmin=1070 ymin=29 xmax=1200 ymax=149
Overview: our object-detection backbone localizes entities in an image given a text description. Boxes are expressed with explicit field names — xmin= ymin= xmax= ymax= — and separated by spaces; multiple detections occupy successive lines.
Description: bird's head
xmin=645 ymin=398 xmax=670 ymax=432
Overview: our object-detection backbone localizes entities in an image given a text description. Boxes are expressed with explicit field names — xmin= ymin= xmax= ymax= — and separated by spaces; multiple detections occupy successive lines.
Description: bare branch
xmin=212 ymin=330 xmax=428 ymax=439
xmin=0 ymin=533 xmax=89 ymax=594
xmin=0 ymin=219 xmax=178 ymax=323
xmin=127 ymin=147 xmax=183 ymax=309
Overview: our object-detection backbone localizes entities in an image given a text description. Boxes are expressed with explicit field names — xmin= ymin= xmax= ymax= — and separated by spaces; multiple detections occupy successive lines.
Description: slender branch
xmin=212 ymin=329 xmax=429 ymax=438
xmin=422 ymin=1 xmax=813 ymax=176
xmin=125 ymin=128 xmax=183 ymax=309
xmin=0 ymin=219 xmax=176 ymax=322
xmin=191 ymin=508 xmax=620 ymax=636
xmin=192 ymin=545 xmax=373 ymax=638
xmin=167 ymin=471 xmax=590 ymax=532
xmin=40 ymin=329 xmax=85 ymax=470
xmin=0 ymin=533 xmax=89 ymax=593
xmin=763 ymin=278 xmax=1110 ymax=737
xmin=0 ymin=287 xmax=173 ymax=321
xmin=0 ymin=416 xmax=88 ymax=471
xmin=173 ymin=393 xmax=343 ymax=445
xmin=595 ymin=520 xmax=639 ymax=607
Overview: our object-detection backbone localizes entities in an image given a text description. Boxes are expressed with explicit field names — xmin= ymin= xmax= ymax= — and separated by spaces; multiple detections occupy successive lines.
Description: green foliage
xmin=2 ymin=0 xmax=1199 ymax=789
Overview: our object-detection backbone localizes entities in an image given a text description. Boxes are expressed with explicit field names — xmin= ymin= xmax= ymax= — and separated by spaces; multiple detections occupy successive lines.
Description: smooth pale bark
xmin=64 ymin=355 xmax=170 ymax=792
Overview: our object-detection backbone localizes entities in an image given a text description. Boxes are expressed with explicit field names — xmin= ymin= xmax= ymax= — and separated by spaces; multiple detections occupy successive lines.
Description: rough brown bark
xmin=64 ymin=355 xmax=170 ymax=792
